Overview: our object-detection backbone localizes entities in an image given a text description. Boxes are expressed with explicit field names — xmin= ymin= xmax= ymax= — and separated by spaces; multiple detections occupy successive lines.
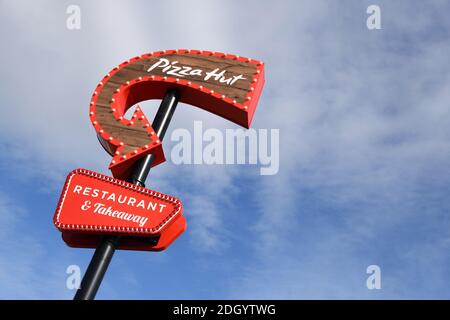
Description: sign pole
xmin=74 ymin=89 xmax=180 ymax=300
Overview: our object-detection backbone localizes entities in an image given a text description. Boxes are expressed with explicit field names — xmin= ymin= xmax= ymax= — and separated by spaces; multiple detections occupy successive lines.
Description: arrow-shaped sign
xmin=90 ymin=49 xmax=265 ymax=179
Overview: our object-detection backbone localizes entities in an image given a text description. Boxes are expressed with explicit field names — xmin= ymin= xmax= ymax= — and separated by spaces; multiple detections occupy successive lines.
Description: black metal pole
xmin=74 ymin=88 xmax=180 ymax=300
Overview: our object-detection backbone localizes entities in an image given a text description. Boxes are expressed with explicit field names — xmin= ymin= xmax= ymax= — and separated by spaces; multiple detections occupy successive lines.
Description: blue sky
xmin=1 ymin=0 xmax=450 ymax=299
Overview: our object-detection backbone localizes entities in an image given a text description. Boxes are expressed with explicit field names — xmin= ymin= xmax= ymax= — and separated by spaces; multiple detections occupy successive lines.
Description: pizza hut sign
xmin=54 ymin=169 xmax=185 ymax=251
xmin=53 ymin=49 xmax=265 ymax=252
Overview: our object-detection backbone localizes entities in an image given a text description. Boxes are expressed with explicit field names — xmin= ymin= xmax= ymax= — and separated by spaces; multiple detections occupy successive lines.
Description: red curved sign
xmin=90 ymin=49 xmax=265 ymax=179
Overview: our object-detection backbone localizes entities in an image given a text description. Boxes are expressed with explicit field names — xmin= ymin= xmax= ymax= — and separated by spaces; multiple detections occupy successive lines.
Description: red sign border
xmin=54 ymin=168 xmax=183 ymax=236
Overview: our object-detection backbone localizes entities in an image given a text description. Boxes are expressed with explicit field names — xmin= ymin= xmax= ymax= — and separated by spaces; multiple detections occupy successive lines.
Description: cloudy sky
xmin=1 ymin=0 xmax=450 ymax=299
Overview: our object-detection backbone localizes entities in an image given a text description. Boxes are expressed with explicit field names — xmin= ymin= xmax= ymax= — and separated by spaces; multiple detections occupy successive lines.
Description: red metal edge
xmin=245 ymin=65 xmax=265 ymax=128
xmin=53 ymin=168 xmax=183 ymax=236
xmin=60 ymin=213 xmax=186 ymax=251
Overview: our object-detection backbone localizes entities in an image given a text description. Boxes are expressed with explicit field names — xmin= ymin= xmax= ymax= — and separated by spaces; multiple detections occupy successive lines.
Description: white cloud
xmin=1 ymin=0 xmax=450 ymax=298
xmin=228 ymin=0 xmax=450 ymax=298
xmin=0 ymin=0 xmax=249 ymax=253
xmin=0 ymin=192 xmax=72 ymax=299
